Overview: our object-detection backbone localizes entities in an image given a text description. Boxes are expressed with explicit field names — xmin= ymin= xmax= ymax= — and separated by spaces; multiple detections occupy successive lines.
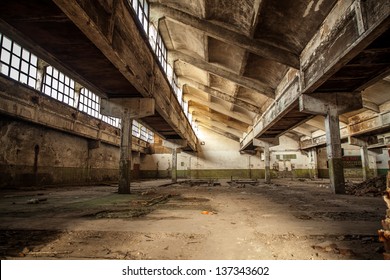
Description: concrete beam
xmin=292 ymin=126 xmax=313 ymax=137
xmin=0 ymin=76 xmax=126 ymax=147
xmin=301 ymin=105 xmax=390 ymax=150
xmin=196 ymin=122 xmax=240 ymax=142
xmin=162 ymin=139 xmax=187 ymax=149
xmin=52 ymin=0 xmax=198 ymax=152
xmin=306 ymin=118 xmax=326 ymax=131
xmin=150 ymin=3 xmax=299 ymax=68
xmin=190 ymin=108 xmax=248 ymax=132
xmin=172 ymin=51 xmax=275 ymax=98
xmin=180 ymin=77 xmax=262 ymax=114
xmin=363 ymin=100 xmax=380 ymax=113
xmin=184 ymin=94 xmax=253 ymax=125
xmin=193 ymin=116 xmax=244 ymax=138
xmin=101 ymin=98 xmax=155 ymax=118
xmin=301 ymin=0 xmax=390 ymax=93
xmin=299 ymin=92 xmax=363 ymax=115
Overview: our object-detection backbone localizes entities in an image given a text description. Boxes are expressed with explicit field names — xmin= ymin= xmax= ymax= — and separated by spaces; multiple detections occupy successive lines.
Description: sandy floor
xmin=0 ymin=178 xmax=386 ymax=260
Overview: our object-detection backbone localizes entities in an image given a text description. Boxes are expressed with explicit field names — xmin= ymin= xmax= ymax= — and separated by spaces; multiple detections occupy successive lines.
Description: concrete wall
xmin=140 ymin=127 xmax=313 ymax=179
xmin=0 ymin=117 xmax=119 ymax=188
xmin=317 ymin=143 xmax=382 ymax=179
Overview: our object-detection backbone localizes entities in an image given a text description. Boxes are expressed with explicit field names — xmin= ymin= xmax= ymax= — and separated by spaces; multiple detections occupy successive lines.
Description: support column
xmin=100 ymin=97 xmax=155 ymax=194
xmin=163 ymin=139 xmax=187 ymax=183
xmin=264 ymin=144 xmax=271 ymax=184
xmin=325 ymin=108 xmax=345 ymax=194
xmin=118 ymin=112 xmax=132 ymax=194
xmin=349 ymin=136 xmax=376 ymax=181
xmin=311 ymin=148 xmax=319 ymax=179
xmin=360 ymin=144 xmax=370 ymax=181
xmin=172 ymin=148 xmax=178 ymax=183
xmin=300 ymin=92 xmax=362 ymax=194
xmin=253 ymin=138 xmax=278 ymax=184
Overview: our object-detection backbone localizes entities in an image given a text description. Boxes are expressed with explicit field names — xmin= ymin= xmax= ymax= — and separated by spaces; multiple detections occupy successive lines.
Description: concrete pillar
xmin=118 ymin=112 xmax=132 ymax=194
xmin=172 ymin=148 xmax=178 ymax=183
xmin=162 ymin=139 xmax=187 ymax=183
xmin=325 ymin=108 xmax=345 ymax=194
xmin=264 ymin=144 xmax=271 ymax=184
xmin=100 ymin=97 xmax=155 ymax=194
xmin=311 ymin=148 xmax=318 ymax=179
xmin=360 ymin=145 xmax=370 ymax=181
xmin=253 ymin=138 xmax=277 ymax=184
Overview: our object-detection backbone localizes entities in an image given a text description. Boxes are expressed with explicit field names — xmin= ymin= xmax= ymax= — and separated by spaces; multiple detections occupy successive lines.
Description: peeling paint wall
xmin=0 ymin=117 xmax=119 ymax=188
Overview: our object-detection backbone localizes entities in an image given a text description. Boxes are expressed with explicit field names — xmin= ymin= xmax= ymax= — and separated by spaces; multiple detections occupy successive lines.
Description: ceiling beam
xmin=306 ymin=118 xmax=326 ymax=131
xmin=172 ymin=51 xmax=275 ymax=98
xmin=180 ymin=77 xmax=262 ymax=114
xmin=150 ymin=3 xmax=299 ymax=68
xmin=363 ymin=99 xmax=380 ymax=113
xmin=188 ymin=106 xmax=248 ymax=132
xmin=193 ymin=116 xmax=244 ymax=138
xmin=184 ymin=94 xmax=253 ymax=125
xmin=189 ymin=107 xmax=249 ymax=132
xmin=292 ymin=126 xmax=312 ymax=137
xmin=196 ymin=122 xmax=241 ymax=142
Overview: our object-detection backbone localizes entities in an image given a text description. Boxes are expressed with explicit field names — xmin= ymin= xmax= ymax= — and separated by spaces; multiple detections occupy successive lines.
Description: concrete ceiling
xmin=149 ymin=0 xmax=333 ymax=141
xmin=151 ymin=0 xmax=390 ymax=143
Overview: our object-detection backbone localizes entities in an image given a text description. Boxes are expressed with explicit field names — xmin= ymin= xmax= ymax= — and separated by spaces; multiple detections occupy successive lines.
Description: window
xmin=78 ymin=88 xmax=120 ymax=127
xmin=42 ymin=66 xmax=76 ymax=106
xmin=128 ymin=0 xmax=149 ymax=35
xmin=276 ymin=154 xmax=297 ymax=160
xmin=155 ymin=32 xmax=168 ymax=73
xmin=0 ymin=32 xmax=37 ymax=88
xmin=132 ymin=119 xmax=141 ymax=138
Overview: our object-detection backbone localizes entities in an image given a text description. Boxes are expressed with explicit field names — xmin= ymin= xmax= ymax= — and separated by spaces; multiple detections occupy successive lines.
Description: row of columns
xmin=113 ymin=92 xmax=368 ymax=195
xmin=254 ymin=91 xmax=366 ymax=195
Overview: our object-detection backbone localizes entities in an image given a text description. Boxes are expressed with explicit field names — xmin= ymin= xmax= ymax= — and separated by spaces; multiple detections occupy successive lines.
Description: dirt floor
xmin=0 ymin=178 xmax=387 ymax=260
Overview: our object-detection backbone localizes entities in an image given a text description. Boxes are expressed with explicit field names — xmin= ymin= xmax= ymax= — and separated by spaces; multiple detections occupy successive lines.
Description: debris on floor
xmin=345 ymin=175 xmax=386 ymax=196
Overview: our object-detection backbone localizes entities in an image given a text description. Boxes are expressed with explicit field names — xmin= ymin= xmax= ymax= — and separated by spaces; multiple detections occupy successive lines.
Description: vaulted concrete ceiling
xmin=150 ymin=0 xmax=340 ymax=141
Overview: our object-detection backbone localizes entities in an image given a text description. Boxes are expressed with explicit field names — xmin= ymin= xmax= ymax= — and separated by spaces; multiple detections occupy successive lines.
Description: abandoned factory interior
xmin=0 ymin=0 xmax=389 ymax=260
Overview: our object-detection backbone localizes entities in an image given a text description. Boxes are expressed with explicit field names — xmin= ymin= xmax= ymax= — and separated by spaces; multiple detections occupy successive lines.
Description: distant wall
xmin=141 ymin=127 xmax=314 ymax=180
xmin=0 ymin=117 xmax=119 ymax=188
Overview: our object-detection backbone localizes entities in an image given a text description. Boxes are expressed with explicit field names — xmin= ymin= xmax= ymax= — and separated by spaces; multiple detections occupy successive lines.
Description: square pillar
xmin=360 ymin=145 xmax=370 ymax=181
xmin=172 ymin=148 xmax=178 ymax=183
xmin=163 ymin=139 xmax=187 ymax=183
xmin=311 ymin=148 xmax=319 ymax=179
xmin=264 ymin=144 xmax=271 ymax=184
xmin=325 ymin=108 xmax=345 ymax=194
xmin=118 ymin=113 xmax=132 ymax=194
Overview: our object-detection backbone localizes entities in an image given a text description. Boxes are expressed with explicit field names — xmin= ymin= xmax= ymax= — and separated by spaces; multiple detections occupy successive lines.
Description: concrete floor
xmin=0 ymin=178 xmax=386 ymax=260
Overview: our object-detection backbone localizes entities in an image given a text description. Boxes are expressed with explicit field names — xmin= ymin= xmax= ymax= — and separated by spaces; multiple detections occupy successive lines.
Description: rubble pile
xmin=345 ymin=175 xmax=387 ymax=197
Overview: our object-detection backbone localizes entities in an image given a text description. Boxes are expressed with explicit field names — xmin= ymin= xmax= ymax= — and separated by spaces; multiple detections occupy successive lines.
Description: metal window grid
xmin=42 ymin=66 xmax=76 ymax=107
xmin=128 ymin=0 xmax=149 ymax=35
xmin=78 ymin=88 xmax=120 ymax=127
xmin=0 ymin=32 xmax=37 ymax=88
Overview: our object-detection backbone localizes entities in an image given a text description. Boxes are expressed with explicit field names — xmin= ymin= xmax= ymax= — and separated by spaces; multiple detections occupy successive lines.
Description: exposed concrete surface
xmin=0 ymin=179 xmax=385 ymax=260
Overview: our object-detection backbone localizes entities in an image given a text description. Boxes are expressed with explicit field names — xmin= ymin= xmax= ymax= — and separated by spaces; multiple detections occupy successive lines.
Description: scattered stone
xmin=345 ymin=175 xmax=386 ymax=197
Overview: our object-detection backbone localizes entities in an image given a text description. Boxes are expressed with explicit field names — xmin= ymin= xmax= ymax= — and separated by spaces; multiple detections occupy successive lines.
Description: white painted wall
xmin=141 ymin=127 xmax=311 ymax=174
